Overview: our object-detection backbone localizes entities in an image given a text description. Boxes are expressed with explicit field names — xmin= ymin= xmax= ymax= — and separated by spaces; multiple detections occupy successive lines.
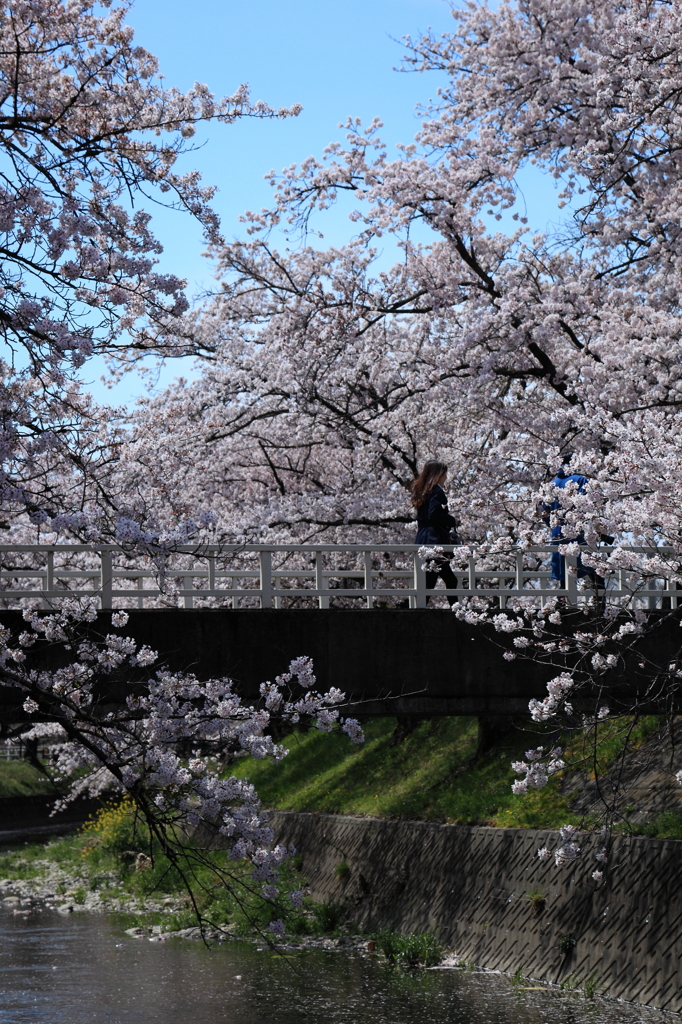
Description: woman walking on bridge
xmin=412 ymin=461 xmax=459 ymax=606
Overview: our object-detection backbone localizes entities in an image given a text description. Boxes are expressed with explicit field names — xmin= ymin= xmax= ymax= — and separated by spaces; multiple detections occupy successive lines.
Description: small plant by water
xmin=583 ymin=973 xmax=599 ymax=999
xmin=373 ymin=929 xmax=442 ymax=968
xmin=510 ymin=965 xmax=526 ymax=987
xmin=311 ymin=900 xmax=345 ymax=932
xmin=80 ymin=798 xmax=139 ymax=859
xmin=560 ymin=971 xmax=599 ymax=999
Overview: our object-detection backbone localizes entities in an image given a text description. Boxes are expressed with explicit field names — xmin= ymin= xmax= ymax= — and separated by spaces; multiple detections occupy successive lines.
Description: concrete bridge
xmin=0 ymin=543 xmax=676 ymax=728
xmin=0 ymin=608 xmax=676 ymax=728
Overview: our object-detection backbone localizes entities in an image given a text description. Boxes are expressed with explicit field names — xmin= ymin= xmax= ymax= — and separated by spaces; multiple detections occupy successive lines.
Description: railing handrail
xmin=0 ymin=543 xmax=674 ymax=554
xmin=0 ymin=542 xmax=676 ymax=612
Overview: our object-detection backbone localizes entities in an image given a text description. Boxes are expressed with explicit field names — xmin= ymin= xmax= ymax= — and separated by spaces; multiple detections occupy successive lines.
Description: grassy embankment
xmin=0 ymin=714 xmax=678 ymax=837
xmin=0 ymin=759 xmax=56 ymax=797
xmin=0 ymin=714 xmax=677 ymax=953
xmin=230 ymin=714 xmax=682 ymax=839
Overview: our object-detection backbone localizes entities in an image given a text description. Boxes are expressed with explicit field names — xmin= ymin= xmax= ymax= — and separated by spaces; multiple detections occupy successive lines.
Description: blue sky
xmin=89 ymin=0 xmax=562 ymax=404
xmin=128 ymin=0 xmax=455 ymax=293
xmin=89 ymin=0 xmax=459 ymax=401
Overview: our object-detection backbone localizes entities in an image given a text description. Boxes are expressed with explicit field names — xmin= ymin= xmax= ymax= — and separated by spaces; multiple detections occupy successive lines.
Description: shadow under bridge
xmin=0 ymin=608 xmax=569 ymax=721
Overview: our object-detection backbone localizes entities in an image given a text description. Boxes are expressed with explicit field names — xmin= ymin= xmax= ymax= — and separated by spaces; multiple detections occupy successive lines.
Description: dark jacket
xmin=415 ymin=484 xmax=458 ymax=545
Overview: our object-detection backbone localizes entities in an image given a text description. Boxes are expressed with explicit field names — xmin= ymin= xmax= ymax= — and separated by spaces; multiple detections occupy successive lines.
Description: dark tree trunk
xmin=477 ymin=716 xmax=515 ymax=756
xmin=389 ymin=716 xmax=424 ymax=746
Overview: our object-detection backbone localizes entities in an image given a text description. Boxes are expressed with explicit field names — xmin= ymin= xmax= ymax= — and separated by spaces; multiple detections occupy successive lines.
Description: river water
xmin=0 ymin=906 xmax=669 ymax=1024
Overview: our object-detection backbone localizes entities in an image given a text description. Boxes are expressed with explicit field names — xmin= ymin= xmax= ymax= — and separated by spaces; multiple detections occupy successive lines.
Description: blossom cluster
xmin=538 ymin=829 xmax=610 ymax=880
xmin=511 ymin=746 xmax=566 ymax=795
xmin=537 ymin=825 xmax=581 ymax=868
xmin=528 ymin=673 xmax=575 ymax=723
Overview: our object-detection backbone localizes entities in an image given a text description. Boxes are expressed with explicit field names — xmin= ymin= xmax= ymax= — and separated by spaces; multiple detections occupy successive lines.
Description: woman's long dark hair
xmin=411 ymin=461 xmax=448 ymax=508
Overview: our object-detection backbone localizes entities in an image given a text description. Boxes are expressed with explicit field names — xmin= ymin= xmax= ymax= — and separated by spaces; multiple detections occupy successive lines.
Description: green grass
xmin=0 ymin=716 xmax=664 ymax=831
xmin=231 ymin=715 xmax=663 ymax=830
xmin=635 ymin=809 xmax=682 ymax=840
xmin=231 ymin=717 xmax=576 ymax=827
xmin=373 ymin=929 xmax=442 ymax=967
xmin=0 ymin=759 xmax=56 ymax=797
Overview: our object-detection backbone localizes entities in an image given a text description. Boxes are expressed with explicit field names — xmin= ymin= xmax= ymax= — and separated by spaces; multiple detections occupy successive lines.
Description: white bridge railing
xmin=0 ymin=544 xmax=676 ymax=611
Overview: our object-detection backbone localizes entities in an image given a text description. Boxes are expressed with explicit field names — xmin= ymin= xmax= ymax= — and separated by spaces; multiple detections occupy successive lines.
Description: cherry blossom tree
xmin=117 ymin=0 xmax=682 ymax=862
xmin=0 ymin=0 xmax=298 ymax=530
xmin=0 ymin=0 xmax=369 ymax=932
xmin=121 ymin=0 xmax=682 ymax=548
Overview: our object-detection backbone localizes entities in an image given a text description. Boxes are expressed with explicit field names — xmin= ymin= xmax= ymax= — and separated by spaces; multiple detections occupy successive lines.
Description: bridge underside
xmin=0 ymin=609 xmax=672 ymax=724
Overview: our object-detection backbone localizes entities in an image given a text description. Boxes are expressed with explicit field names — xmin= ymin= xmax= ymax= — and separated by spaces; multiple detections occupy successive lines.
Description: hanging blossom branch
xmin=1 ymin=600 xmax=362 ymax=934
xmin=449 ymin=555 xmax=682 ymax=875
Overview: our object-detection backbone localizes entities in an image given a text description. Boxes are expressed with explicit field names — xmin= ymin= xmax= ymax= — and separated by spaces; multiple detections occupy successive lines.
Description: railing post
xmin=565 ymin=553 xmax=578 ymax=605
xmin=665 ymin=575 xmax=678 ymax=610
xmin=315 ymin=552 xmax=329 ymax=609
xmin=259 ymin=550 xmax=273 ymax=609
xmin=648 ymin=577 xmax=660 ymax=611
xmin=184 ymin=577 xmax=194 ymax=610
xmin=414 ymin=552 xmax=426 ymax=608
xmin=208 ymin=555 xmax=216 ymax=596
xmin=515 ymin=551 xmax=524 ymax=594
xmin=100 ymin=549 xmax=113 ymax=610
xmin=42 ymin=549 xmax=54 ymax=608
xmin=468 ymin=554 xmax=476 ymax=594
xmin=137 ymin=575 xmax=144 ymax=610
xmin=364 ymin=551 xmax=374 ymax=609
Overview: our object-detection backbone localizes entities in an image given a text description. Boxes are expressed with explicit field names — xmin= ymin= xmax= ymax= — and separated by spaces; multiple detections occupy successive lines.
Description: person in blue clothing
xmin=412 ymin=460 xmax=459 ymax=605
xmin=546 ymin=459 xmax=594 ymax=583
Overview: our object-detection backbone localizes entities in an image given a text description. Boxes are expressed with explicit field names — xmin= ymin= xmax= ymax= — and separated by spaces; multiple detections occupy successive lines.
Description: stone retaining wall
xmin=270 ymin=811 xmax=682 ymax=1012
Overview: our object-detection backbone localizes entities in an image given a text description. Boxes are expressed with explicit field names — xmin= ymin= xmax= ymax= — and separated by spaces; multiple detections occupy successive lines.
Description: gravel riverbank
xmin=0 ymin=863 xmax=185 ymax=917
xmin=0 ymin=865 xmax=374 ymax=953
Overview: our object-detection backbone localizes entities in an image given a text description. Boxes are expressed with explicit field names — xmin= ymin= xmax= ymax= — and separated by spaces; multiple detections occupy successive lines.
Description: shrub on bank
xmin=80 ymin=798 xmax=138 ymax=859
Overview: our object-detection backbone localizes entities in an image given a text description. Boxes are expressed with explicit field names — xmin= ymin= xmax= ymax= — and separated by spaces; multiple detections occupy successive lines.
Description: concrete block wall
xmin=270 ymin=811 xmax=682 ymax=1012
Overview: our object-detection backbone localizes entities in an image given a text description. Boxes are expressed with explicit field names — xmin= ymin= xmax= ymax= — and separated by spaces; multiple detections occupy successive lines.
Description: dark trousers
xmin=426 ymin=559 xmax=458 ymax=606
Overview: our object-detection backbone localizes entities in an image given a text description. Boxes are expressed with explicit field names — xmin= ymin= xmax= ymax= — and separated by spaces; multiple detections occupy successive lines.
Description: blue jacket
xmin=547 ymin=471 xmax=589 ymax=580
xmin=415 ymin=484 xmax=458 ymax=545
xmin=548 ymin=471 xmax=588 ymax=541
